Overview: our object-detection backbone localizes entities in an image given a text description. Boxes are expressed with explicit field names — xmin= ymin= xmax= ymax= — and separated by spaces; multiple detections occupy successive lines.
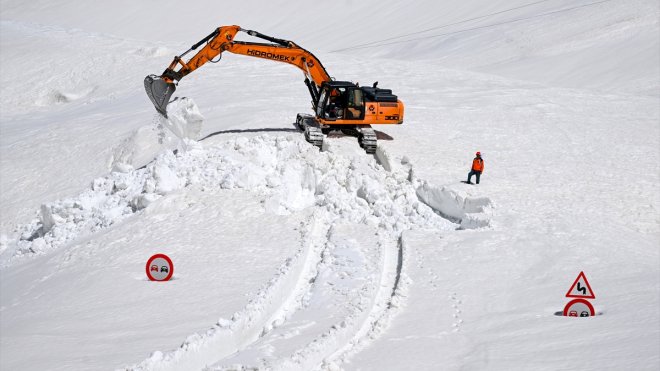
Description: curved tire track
xmin=204 ymin=224 xmax=403 ymax=371
xmin=125 ymin=209 xmax=331 ymax=371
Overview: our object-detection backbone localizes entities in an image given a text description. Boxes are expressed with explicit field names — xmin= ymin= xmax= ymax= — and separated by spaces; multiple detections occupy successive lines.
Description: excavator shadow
xmin=200 ymin=127 xmax=300 ymax=142
xmin=199 ymin=126 xmax=394 ymax=142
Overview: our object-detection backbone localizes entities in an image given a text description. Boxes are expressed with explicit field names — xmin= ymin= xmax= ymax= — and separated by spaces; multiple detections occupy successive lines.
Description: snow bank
xmin=376 ymin=144 xmax=493 ymax=230
xmin=4 ymin=134 xmax=461 ymax=266
xmin=110 ymin=122 xmax=180 ymax=172
xmin=415 ymin=181 xmax=493 ymax=229
xmin=162 ymin=97 xmax=204 ymax=141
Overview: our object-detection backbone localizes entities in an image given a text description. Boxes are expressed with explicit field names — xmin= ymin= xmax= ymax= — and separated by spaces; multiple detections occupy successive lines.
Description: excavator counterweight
xmin=144 ymin=25 xmax=404 ymax=153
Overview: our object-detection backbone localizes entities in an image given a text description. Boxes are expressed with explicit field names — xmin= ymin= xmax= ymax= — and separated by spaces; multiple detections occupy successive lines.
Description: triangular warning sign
xmin=565 ymin=271 xmax=595 ymax=299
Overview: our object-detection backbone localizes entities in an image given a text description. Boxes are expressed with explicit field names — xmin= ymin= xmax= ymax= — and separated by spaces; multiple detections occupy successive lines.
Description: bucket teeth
xmin=144 ymin=75 xmax=176 ymax=117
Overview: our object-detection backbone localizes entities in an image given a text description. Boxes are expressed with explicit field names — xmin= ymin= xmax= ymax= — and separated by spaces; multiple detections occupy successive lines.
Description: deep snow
xmin=1 ymin=0 xmax=658 ymax=370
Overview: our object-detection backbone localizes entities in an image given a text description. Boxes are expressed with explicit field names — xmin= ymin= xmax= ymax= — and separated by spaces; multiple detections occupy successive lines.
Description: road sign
xmin=565 ymin=271 xmax=595 ymax=299
xmin=563 ymin=298 xmax=595 ymax=317
xmin=146 ymin=253 xmax=174 ymax=281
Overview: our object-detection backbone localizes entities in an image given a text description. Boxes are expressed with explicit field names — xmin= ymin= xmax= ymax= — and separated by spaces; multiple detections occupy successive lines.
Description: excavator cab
xmin=315 ymin=81 xmax=364 ymax=122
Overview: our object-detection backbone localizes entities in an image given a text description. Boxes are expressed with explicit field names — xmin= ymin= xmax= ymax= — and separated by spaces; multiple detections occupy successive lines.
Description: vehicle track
xmin=125 ymin=209 xmax=331 ymax=371
xmin=206 ymin=225 xmax=402 ymax=371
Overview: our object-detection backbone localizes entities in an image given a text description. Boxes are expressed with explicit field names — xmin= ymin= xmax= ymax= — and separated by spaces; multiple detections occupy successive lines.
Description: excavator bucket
xmin=144 ymin=74 xmax=176 ymax=117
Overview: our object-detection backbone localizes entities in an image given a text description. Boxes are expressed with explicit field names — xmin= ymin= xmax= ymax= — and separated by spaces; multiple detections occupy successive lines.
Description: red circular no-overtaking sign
xmin=563 ymin=298 xmax=595 ymax=317
xmin=146 ymin=254 xmax=174 ymax=281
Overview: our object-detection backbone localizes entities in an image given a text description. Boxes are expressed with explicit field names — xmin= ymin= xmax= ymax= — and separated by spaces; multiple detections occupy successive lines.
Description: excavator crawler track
xmin=356 ymin=125 xmax=378 ymax=154
xmin=296 ymin=115 xmax=378 ymax=154
xmin=297 ymin=114 xmax=323 ymax=150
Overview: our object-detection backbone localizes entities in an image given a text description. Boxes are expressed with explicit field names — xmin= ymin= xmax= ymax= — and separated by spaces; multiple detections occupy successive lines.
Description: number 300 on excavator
xmin=144 ymin=25 xmax=404 ymax=153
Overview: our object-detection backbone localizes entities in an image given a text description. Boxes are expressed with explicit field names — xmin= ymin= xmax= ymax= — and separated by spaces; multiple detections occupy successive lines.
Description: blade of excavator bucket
xmin=144 ymin=74 xmax=176 ymax=117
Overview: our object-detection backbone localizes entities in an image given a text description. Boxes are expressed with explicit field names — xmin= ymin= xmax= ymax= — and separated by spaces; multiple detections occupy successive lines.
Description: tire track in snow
xmin=125 ymin=208 xmax=331 ymax=371
xmin=205 ymin=223 xmax=401 ymax=371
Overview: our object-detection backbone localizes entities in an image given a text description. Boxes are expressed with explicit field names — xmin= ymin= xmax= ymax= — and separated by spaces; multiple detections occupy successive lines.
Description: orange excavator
xmin=144 ymin=25 xmax=404 ymax=153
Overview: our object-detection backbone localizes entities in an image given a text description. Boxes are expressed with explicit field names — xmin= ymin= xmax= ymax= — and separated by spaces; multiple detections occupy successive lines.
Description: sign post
xmin=146 ymin=253 xmax=174 ymax=282
xmin=563 ymin=271 xmax=595 ymax=317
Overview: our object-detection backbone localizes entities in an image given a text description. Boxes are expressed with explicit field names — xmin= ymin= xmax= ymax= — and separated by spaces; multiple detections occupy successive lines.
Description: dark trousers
xmin=468 ymin=170 xmax=481 ymax=184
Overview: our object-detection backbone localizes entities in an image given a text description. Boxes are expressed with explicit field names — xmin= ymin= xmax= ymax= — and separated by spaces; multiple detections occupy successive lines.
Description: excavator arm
xmin=145 ymin=25 xmax=331 ymax=116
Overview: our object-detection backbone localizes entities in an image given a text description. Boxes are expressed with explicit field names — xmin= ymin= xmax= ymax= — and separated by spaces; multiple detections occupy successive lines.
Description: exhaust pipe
xmin=144 ymin=75 xmax=176 ymax=117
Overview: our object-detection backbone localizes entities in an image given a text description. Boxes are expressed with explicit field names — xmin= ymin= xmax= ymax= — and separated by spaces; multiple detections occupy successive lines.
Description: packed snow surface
xmin=1 ymin=0 xmax=658 ymax=370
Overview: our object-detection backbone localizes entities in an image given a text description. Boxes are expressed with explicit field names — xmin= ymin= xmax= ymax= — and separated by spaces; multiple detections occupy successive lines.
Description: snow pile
xmin=162 ymin=97 xmax=204 ymax=141
xmin=11 ymin=170 xmax=150 ymax=260
xmin=6 ymin=134 xmax=464 ymax=266
xmin=110 ymin=123 xmax=181 ymax=172
xmin=415 ymin=181 xmax=493 ymax=229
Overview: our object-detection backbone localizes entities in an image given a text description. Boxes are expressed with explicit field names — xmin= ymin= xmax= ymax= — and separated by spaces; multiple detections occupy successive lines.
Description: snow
xmin=163 ymin=98 xmax=205 ymax=142
xmin=1 ymin=0 xmax=659 ymax=370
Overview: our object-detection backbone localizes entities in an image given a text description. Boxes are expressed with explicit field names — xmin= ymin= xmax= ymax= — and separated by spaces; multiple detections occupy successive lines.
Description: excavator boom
xmin=145 ymin=25 xmax=331 ymax=116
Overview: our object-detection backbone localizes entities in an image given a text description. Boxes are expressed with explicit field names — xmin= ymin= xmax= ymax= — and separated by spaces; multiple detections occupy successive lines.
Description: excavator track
xmin=340 ymin=125 xmax=378 ymax=154
xmin=296 ymin=115 xmax=379 ymax=154
xmin=356 ymin=125 xmax=378 ymax=154
xmin=297 ymin=114 xmax=324 ymax=150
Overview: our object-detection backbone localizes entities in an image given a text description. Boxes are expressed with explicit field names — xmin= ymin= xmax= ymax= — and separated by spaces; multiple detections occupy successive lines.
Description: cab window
xmin=316 ymin=89 xmax=328 ymax=117
xmin=345 ymin=89 xmax=364 ymax=119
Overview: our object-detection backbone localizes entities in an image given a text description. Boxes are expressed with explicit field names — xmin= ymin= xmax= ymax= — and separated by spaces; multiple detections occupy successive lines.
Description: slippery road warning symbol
xmin=146 ymin=254 xmax=174 ymax=281
xmin=565 ymin=271 xmax=595 ymax=299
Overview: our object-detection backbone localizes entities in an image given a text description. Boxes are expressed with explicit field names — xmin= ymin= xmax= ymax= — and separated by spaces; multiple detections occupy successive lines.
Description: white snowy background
xmin=1 ymin=0 xmax=658 ymax=370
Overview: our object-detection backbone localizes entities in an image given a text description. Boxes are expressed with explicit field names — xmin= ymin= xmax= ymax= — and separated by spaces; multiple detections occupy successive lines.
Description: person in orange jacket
xmin=467 ymin=151 xmax=484 ymax=184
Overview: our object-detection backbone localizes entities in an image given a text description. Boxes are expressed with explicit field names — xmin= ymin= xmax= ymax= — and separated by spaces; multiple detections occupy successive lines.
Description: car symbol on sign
xmin=161 ymin=266 xmax=168 ymax=273
xmin=569 ymin=310 xmax=578 ymax=317
xmin=150 ymin=265 xmax=158 ymax=272
xmin=580 ymin=311 xmax=590 ymax=317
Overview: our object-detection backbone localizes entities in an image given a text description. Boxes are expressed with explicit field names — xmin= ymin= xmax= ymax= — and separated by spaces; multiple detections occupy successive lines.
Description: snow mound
xmin=162 ymin=97 xmax=204 ymax=141
xmin=376 ymin=145 xmax=493 ymax=230
xmin=109 ymin=122 xmax=181 ymax=172
xmin=415 ymin=181 xmax=493 ymax=229
xmin=4 ymin=134 xmax=466 ymax=266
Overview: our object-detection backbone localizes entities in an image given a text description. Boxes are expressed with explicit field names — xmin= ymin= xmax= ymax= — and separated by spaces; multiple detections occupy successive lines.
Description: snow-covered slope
xmin=1 ymin=0 xmax=658 ymax=370
xmin=3 ymin=0 xmax=657 ymax=94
